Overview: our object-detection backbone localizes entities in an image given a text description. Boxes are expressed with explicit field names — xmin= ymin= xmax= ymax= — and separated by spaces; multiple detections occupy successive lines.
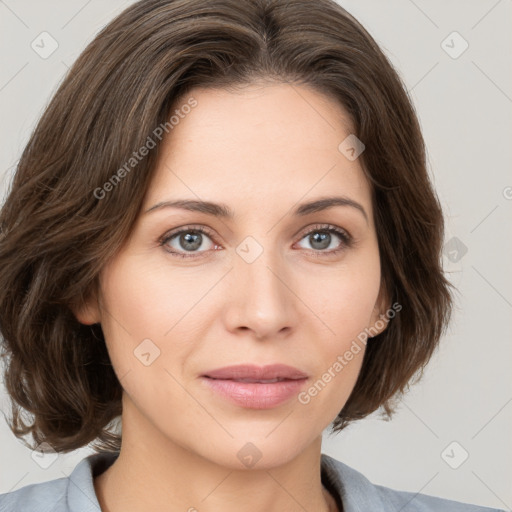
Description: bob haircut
xmin=0 ymin=0 xmax=452 ymax=453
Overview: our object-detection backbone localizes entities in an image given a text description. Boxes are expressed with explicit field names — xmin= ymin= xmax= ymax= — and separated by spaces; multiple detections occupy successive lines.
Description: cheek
xmin=97 ymin=257 xmax=183 ymax=369
xmin=101 ymin=254 xmax=193 ymax=331
xmin=97 ymin=254 xmax=222 ymax=386
xmin=296 ymin=249 xmax=380 ymax=413
xmin=305 ymin=255 xmax=381 ymax=342
xmin=96 ymin=258 xmax=200 ymax=417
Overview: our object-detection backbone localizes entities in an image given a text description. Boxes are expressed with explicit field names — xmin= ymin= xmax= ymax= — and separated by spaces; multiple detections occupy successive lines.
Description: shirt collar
xmin=321 ymin=453 xmax=393 ymax=511
xmin=68 ymin=451 xmax=118 ymax=512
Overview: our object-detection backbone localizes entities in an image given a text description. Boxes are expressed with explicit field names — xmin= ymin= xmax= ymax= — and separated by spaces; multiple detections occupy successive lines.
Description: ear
xmin=69 ymin=289 xmax=101 ymax=325
xmin=368 ymin=278 xmax=392 ymax=337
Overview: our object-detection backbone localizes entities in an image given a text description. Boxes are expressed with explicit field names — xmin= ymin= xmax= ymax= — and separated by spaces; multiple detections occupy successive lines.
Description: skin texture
xmin=73 ymin=83 xmax=389 ymax=512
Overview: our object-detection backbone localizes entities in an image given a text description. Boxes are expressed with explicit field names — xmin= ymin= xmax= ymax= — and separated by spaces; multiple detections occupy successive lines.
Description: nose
xmin=222 ymin=244 xmax=300 ymax=341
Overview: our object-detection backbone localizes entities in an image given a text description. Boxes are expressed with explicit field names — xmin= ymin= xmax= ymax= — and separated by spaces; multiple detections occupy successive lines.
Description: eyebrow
xmin=144 ymin=196 xmax=368 ymax=223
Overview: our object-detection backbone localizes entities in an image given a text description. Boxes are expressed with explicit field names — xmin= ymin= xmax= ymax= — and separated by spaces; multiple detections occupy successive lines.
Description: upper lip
xmin=202 ymin=364 xmax=308 ymax=380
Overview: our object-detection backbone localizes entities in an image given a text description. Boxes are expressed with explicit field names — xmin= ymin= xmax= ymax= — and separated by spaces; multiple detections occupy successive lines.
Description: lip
xmin=203 ymin=364 xmax=308 ymax=381
xmin=201 ymin=364 xmax=309 ymax=409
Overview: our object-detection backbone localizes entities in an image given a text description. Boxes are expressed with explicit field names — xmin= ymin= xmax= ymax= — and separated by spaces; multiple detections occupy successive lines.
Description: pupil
xmin=310 ymin=232 xmax=330 ymax=250
xmin=177 ymin=231 xmax=331 ymax=252
xmin=181 ymin=232 xmax=202 ymax=251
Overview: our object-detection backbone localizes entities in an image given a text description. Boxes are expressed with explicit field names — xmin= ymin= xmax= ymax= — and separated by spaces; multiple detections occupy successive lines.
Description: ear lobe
xmin=69 ymin=291 xmax=101 ymax=325
xmin=368 ymin=280 xmax=392 ymax=337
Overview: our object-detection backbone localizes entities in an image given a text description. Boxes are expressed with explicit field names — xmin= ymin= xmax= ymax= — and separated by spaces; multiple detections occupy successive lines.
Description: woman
xmin=0 ymin=0 xmax=504 ymax=511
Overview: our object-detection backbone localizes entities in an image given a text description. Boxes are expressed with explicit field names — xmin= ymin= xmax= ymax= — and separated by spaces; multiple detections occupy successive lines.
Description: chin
xmin=192 ymin=429 xmax=316 ymax=471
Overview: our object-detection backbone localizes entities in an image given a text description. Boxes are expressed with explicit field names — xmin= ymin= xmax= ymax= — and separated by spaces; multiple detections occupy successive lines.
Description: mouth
xmin=201 ymin=364 xmax=308 ymax=409
xmin=209 ymin=377 xmax=293 ymax=383
xmin=202 ymin=363 xmax=308 ymax=381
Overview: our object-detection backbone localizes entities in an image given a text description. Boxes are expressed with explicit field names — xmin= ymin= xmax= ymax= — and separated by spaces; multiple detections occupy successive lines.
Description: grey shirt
xmin=0 ymin=451 xmax=505 ymax=511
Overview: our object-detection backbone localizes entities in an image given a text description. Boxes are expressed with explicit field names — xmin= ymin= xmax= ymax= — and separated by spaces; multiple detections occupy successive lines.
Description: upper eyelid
xmin=160 ymin=223 xmax=351 ymax=246
xmin=160 ymin=224 xmax=216 ymax=242
xmin=297 ymin=223 xmax=350 ymax=238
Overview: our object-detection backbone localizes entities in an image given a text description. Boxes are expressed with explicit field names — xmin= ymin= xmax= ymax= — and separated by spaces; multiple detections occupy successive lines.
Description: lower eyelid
xmin=161 ymin=225 xmax=352 ymax=256
xmin=296 ymin=228 xmax=351 ymax=251
xmin=160 ymin=228 xmax=216 ymax=254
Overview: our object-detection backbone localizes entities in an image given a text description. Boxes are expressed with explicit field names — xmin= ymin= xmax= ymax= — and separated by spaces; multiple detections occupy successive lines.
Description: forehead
xmin=144 ymin=83 xmax=371 ymax=216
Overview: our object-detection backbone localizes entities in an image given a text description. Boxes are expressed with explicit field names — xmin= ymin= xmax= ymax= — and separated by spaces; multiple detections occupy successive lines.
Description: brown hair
xmin=0 ymin=0 xmax=452 ymax=453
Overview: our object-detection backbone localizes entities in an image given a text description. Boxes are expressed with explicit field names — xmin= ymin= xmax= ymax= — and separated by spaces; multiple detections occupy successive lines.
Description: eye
xmin=159 ymin=223 xmax=353 ymax=259
xmin=159 ymin=225 xmax=219 ymax=259
xmin=295 ymin=224 xmax=353 ymax=256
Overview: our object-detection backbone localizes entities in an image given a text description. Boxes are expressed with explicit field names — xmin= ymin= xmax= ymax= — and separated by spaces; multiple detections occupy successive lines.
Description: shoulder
xmin=0 ymin=478 xmax=68 ymax=512
xmin=320 ymin=453 xmax=506 ymax=512
xmin=0 ymin=451 xmax=118 ymax=512
xmin=374 ymin=483 xmax=505 ymax=512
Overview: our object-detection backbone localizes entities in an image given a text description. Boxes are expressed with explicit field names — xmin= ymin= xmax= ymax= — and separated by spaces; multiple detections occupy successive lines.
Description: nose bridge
xmin=225 ymin=232 xmax=298 ymax=336
xmin=236 ymin=234 xmax=287 ymax=302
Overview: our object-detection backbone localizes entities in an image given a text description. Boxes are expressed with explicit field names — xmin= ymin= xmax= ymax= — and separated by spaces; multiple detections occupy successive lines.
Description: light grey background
xmin=0 ymin=0 xmax=511 ymax=509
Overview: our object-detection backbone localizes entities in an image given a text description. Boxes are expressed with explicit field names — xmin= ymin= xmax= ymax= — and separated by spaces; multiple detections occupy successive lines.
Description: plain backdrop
xmin=0 ymin=0 xmax=511 ymax=509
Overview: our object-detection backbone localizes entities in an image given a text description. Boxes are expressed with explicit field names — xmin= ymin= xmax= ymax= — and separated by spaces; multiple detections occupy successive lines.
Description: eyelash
xmin=159 ymin=223 xmax=353 ymax=260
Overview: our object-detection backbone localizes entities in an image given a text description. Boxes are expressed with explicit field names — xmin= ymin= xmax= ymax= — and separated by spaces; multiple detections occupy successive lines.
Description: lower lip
xmin=201 ymin=377 xmax=308 ymax=409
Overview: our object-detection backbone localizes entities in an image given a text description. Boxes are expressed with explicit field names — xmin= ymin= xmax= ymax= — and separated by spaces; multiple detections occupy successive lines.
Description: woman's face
xmin=76 ymin=83 xmax=388 ymax=469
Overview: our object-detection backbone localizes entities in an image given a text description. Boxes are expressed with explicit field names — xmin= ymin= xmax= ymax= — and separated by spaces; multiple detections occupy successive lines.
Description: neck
xmin=93 ymin=398 xmax=339 ymax=512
